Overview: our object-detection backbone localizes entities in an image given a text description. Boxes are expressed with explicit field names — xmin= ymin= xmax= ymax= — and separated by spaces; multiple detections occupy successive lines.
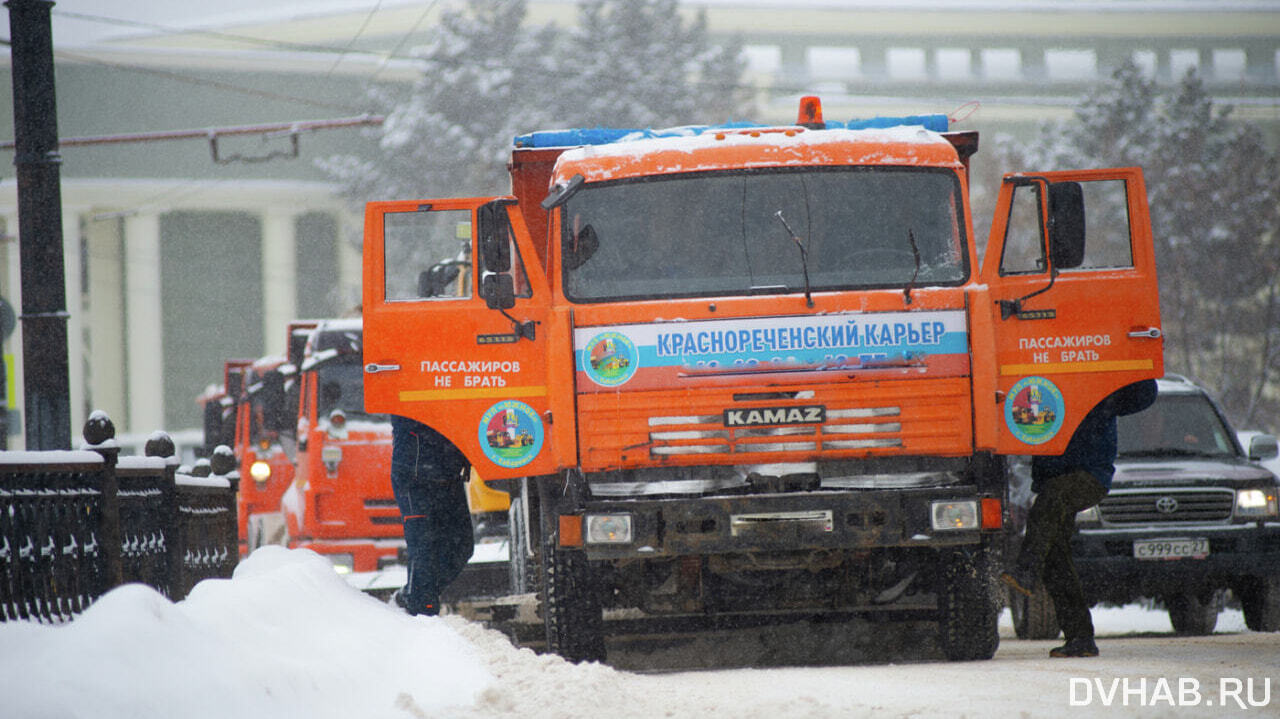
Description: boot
xmin=1049 ymin=637 xmax=1099 ymax=658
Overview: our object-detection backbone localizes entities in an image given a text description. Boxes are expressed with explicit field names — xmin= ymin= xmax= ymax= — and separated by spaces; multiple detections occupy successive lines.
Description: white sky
xmin=29 ymin=0 xmax=1280 ymax=47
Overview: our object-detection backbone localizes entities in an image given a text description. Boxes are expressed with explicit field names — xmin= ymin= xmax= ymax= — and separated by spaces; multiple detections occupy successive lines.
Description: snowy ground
xmin=2 ymin=547 xmax=1275 ymax=719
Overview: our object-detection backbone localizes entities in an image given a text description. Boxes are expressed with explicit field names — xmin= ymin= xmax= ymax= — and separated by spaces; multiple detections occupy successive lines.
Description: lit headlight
xmin=328 ymin=553 xmax=355 ymax=574
xmin=1235 ymin=489 xmax=1278 ymax=518
xmin=250 ymin=460 xmax=272 ymax=483
xmin=930 ymin=500 xmax=978 ymax=530
xmin=1076 ymin=506 xmax=1101 ymax=524
xmin=585 ymin=514 xmax=633 ymax=544
xmin=321 ymin=445 xmax=342 ymax=477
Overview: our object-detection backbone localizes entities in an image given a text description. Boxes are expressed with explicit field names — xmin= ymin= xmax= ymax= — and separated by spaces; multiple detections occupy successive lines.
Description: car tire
xmin=1010 ymin=585 xmax=1059 ymax=640
xmin=937 ymin=547 xmax=1000 ymax=661
xmin=1165 ymin=589 xmax=1223 ymax=635
xmin=1239 ymin=577 xmax=1280 ymax=632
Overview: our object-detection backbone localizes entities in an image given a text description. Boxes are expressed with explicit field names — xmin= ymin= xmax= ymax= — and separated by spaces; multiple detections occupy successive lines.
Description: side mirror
xmin=1048 ymin=181 xmax=1085 ymax=269
xmin=541 ymin=173 xmax=586 ymax=210
xmin=563 ymin=224 xmax=599 ymax=271
xmin=1248 ymin=433 xmax=1279 ymax=461
xmin=417 ymin=262 xmax=461 ymax=297
xmin=478 ymin=203 xmax=510 ymax=273
xmin=481 ymin=272 xmax=515 ymax=311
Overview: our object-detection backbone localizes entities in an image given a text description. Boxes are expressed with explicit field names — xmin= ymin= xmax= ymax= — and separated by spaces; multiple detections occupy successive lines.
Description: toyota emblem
xmin=1155 ymin=496 xmax=1179 ymax=514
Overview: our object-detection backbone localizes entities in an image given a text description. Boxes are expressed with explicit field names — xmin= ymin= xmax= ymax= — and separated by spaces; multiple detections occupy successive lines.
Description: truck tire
xmin=1010 ymin=586 xmax=1059 ymax=640
xmin=1239 ymin=577 xmax=1280 ymax=632
xmin=1165 ymin=590 xmax=1223 ymax=635
xmin=937 ymin=547 xmax=1000 ymax=661
xmin=540 ymin=539 xmax=605 ymax=663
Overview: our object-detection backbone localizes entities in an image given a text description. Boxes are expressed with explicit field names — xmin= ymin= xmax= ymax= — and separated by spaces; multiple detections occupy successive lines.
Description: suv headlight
xmin=1234 ymin=489 xmax=1278 ymax=518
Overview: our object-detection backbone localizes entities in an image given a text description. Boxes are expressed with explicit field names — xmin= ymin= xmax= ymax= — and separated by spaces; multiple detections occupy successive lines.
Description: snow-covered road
xmin=2 ymin=548 xmax=1275 ymax=719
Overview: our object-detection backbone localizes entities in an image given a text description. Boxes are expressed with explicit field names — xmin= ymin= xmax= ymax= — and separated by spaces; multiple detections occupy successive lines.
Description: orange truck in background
xmin=361 ymin=97 xmax=1163 ymax=662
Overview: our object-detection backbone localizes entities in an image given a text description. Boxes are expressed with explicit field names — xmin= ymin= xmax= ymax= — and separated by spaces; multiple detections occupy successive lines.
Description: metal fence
xmin=0 ymin=413 xmax=239 ymax=622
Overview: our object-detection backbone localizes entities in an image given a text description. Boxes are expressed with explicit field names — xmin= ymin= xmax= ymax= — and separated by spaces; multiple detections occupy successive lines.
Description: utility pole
xmin=6 ymin=0 xmax=71 ymax=449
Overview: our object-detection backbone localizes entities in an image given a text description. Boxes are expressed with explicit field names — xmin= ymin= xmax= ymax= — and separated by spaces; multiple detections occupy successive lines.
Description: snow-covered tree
xmin=992 ymin=62 xmax=1280 ymax=430
xmin=317 ymin=0 xmax=751 ymax=203
xmin=316 ymin=0 xmax=560 ymax=201
xmin=555 ymin=0 xmax=751 ymax=128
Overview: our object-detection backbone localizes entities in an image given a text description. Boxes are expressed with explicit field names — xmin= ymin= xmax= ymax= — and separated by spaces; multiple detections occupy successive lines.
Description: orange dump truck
xmin=361 ymin=97 xmax=1163 ymax=661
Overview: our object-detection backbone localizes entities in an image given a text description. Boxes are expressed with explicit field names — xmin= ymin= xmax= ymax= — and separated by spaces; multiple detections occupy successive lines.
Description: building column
xmin=261 ymin=208 xmax=298 ymax=357
xmin=337 ymin=210 xmax=362 ymax=316
xmin=84 ymin=213 xmax=126 ymax=429
xmin=124 ymin=212 xmax=164 ymax=435
xmin=62 ymin=208 xmax=85 ymax=435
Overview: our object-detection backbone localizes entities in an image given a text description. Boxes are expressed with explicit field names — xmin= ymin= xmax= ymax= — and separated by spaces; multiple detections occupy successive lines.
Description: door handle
xmin=1128 ymin=327 xmax=1162 ymax=339
xmin=364 ymin=362 xmax=401 ymax=374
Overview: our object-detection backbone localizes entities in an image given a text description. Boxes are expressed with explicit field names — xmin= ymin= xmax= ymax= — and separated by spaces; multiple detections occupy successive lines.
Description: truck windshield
xmin=561 ymin=167 xmax=967 ymax=302
xmin=1117 ymin=394 xmax=1237 ymax=458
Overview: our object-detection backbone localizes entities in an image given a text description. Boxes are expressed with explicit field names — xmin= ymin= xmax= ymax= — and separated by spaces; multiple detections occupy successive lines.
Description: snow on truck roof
xmin=522 ymin=114 xmax=962 ymax=185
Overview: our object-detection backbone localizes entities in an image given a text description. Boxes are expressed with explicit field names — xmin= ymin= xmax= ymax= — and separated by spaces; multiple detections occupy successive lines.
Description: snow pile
xmin=0 ymin=546 xmax=1265 ymax=719
xmin=0 ymin=548 xmax=491 ymax=719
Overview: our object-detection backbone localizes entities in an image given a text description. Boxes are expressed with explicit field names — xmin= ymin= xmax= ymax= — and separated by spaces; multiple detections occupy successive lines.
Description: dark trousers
xmin=390 ymin=416 xmax=474 ymax=613
xmin=1017 ymin=469 xmax=1107 ymax=641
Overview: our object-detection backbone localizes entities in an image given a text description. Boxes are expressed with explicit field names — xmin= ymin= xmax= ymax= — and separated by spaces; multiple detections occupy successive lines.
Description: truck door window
xmin=999 ymin=179 xmax=1134 ymax=276
xmin=383 ymin=209 xmax=472 ymax=301
xmin=999 ymin=185 xmax=1046 ymax=275
xmin=1071 ymin=180 xmax=1133 ymax=270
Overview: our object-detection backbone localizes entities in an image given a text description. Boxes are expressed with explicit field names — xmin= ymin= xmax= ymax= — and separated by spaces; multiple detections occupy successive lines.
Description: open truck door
xmin=980 ymin=167 xmax=1163 ymax=454
xmin=362 ymin=197 xmax=555 ymax=479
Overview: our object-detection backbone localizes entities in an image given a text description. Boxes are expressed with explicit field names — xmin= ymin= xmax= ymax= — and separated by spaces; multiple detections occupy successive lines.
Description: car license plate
xmin=1133 ymin=538 xmax=1209 ymax=560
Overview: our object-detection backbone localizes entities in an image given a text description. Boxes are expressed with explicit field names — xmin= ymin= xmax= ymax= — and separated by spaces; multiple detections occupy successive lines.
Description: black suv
xmin=1009 ymin=375 xmax=1280 ymax=637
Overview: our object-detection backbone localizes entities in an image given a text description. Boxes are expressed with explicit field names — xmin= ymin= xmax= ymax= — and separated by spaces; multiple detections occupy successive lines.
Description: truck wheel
xmin=1239 ymin=577 xmax=1280 ymax=632
xmin=540 ymin=539 xmax=605 ymax=663
xmin=937 ymin=547 xmax=1000 ymax=661
xmin=1165 ymin=590 xmax=1223 ymax=635
xmin=1010 ymin=586 xmax=1059 ymax=640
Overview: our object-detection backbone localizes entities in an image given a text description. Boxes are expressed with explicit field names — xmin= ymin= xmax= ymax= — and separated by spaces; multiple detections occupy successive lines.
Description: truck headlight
xmin=328 ymin=553 xmax=355 ymax=574
xmin=931 ymin=500 xmax=978 ymax=530
xmin=321 ymin=445 xmax=342 ymax=477
xmin=1234 ymin=489 xmax=1278 ymax=518
xmin=250 ymin=460 xmax=272 ymax=484
xmin=585 ymin=514 xmax=633 ymax=544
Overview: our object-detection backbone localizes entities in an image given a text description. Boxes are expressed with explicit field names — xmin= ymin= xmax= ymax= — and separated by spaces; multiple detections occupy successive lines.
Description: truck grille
xmin=1099 ymin=489 xmax=1234 ymax=524
xmin=577 ymin=377 xmax=971 ymax=469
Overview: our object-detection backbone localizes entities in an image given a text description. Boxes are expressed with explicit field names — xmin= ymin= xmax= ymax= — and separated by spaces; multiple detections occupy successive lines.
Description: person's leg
xmin=1042 ymin=471 xmax=1106 ymax=656
xmin=421 ymin=469 xmax=475 ymax=595
xmin=390 ymin=416 xmax=466 ymax=615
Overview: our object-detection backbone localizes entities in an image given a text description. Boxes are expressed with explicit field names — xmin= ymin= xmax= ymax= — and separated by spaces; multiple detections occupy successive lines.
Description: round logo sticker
xmin=478 ymin=400 xmax=544 ymax=468
xmin=583 ymin=331 xmax=638 ymax=387
xmin=1004 ymin=376 xmax=1065 ymax=445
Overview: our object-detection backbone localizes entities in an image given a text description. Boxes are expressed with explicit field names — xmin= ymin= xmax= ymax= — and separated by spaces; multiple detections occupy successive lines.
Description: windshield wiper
xmin=773 ymin=210 xmax=815 ymax=308
xmin=903 ymin=228 xmax=921 ymax=305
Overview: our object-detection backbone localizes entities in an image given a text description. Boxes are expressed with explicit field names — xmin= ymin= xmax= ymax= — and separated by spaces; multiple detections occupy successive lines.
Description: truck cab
xmin=362 ymin=97 xmax=1162 ymax=661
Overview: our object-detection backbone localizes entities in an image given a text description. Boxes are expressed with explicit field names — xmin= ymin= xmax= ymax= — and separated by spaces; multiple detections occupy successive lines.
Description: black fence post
xmin=82 ymin=411 xmax=121 ymax=589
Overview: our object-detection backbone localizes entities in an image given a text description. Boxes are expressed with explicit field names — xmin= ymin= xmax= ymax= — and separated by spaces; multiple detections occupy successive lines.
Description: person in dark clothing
xmin=1002 ymin=379 xmax=1158 ymax=658
xmin=389 ymin=415 xmax=474 ymax=616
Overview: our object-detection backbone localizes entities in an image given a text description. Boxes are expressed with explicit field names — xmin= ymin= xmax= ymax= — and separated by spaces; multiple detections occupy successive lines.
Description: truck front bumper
xmin=566 ymin=486 xmax=992 ymax=559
